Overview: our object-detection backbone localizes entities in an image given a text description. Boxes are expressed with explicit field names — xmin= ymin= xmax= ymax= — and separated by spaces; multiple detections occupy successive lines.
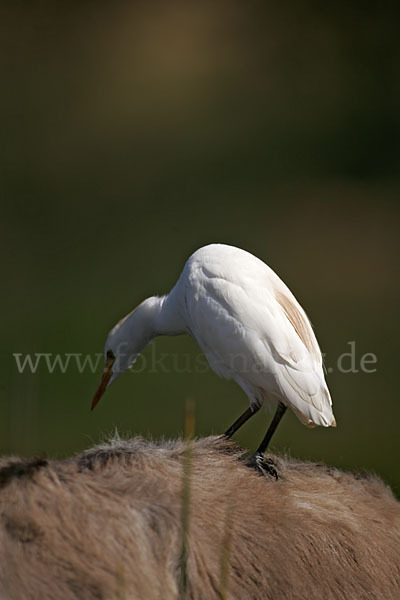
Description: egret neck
xmin=94 ymin=293 xmax=185 ymax=401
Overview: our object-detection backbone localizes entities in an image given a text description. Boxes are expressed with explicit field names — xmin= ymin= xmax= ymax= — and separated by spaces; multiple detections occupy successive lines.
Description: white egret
xmin=92 ymin=244 xmax=335 ymax=475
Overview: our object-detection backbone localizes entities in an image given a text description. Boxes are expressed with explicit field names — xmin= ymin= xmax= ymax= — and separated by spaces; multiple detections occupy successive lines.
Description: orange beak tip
xmin=91 ymin=355 xmax=115 ymax=413
xmin=91 ymin=388 xmax=104 ymax=411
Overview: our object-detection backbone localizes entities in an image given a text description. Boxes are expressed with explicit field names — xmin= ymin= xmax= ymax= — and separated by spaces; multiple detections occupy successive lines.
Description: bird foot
xmin=245 ymin=452 xmax=279 ymax=480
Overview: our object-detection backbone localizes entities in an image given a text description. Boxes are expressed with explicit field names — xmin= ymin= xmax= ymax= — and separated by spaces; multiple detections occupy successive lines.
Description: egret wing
xmin=183 ymin=248 xmax=335 ymax=427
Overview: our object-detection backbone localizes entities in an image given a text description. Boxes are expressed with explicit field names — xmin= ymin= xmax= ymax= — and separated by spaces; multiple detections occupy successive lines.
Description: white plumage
xmin=92 ymin=244 xmax=335 ymax=457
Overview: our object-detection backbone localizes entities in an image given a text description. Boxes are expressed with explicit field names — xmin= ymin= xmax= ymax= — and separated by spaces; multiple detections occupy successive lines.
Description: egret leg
xmin=247 ymin=402 xmax=287 ymax=479
xmin=256 ymin=401 xmax=287 ymax=455
xmin=224 ymin=405 xmax=260 ymax=439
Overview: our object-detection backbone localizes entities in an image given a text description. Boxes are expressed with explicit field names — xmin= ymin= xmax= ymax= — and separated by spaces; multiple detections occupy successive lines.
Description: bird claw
xmin=245 ymin=453 xmax=279 ymax=480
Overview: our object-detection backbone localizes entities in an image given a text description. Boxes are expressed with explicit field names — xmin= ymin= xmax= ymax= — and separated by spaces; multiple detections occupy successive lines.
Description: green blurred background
xmin=1 ymin=2 xmax=399 ymax=494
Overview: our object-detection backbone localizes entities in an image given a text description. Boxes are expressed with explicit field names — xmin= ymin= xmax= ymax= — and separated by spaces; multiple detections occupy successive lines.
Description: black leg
xmin=256 ymin=401 xmax=287 ymax=454
xmin=246 ymin=402 xmax=287 ymax=479
xmin=224 ymin=405 xmax=260 ymax=439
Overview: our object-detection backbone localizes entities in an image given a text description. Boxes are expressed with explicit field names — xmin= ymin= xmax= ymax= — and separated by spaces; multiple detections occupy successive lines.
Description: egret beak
xmin=91 ymin=354 xmax=115 ymax=410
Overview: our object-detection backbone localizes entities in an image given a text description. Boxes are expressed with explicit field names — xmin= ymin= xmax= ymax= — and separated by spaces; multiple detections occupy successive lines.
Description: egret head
xmin=91 ymin=300 xmax=157 ymax=410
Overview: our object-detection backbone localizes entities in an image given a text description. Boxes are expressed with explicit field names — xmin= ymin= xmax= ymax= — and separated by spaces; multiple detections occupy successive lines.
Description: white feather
xmin=177 ymin=244 xmax=335 ymax=427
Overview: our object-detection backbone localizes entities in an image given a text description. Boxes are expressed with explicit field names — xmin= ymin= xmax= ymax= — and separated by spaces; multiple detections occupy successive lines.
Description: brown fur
xmin=0 ymin=436 xmax=399 ymax=600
